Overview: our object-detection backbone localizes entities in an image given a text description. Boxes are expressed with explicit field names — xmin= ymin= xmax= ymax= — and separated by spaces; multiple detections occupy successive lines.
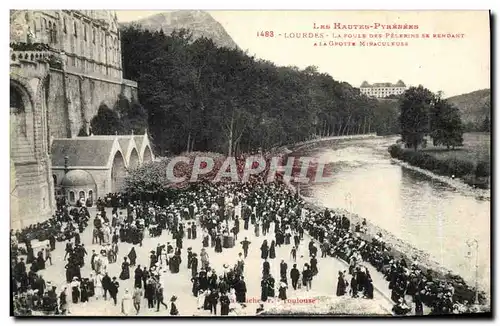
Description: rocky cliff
xmin=122 ymin=10 xmax=238 ymax=49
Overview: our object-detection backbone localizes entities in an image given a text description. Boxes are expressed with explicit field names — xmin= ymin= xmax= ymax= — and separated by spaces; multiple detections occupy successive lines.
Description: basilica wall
xmin=10 ymin=10 xmax=140 ymax=229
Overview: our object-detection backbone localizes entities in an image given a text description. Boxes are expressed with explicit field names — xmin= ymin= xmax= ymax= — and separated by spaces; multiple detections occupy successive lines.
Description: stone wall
xmin=47 ymin=68 xmax=138 ymax=138
xmin=10 ymin=59 xmax=55 ymax=230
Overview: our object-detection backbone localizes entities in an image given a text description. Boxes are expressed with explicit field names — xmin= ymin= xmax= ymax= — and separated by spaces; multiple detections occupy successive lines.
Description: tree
xmin=119 ymin=25 xmax=398 ymax=154
xmin=90 ymin=104 xmax=123 ymax=135
xmin=481 ymin=116 xmax=490 ymax=132
xmin=429 ymin=99 xmax=464 ymax=149
xmin=399 ymin=86 xmax=435 ymax=150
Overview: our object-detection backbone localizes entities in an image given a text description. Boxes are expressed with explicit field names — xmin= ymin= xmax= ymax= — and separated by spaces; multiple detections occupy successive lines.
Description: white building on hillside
xmin=360 ymin=80 xmax=406 ymax=98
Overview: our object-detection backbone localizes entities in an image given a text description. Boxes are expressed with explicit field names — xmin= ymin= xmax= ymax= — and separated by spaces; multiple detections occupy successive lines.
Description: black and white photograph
xmin=9 ymin=9 xmax=491 ymax=317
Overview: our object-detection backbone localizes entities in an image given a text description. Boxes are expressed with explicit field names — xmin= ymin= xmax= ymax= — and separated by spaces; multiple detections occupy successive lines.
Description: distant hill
xmin=121 ymin=10 xmax=239 ymax=50
xmin=446 ymin=89 xmax=491 ymax=130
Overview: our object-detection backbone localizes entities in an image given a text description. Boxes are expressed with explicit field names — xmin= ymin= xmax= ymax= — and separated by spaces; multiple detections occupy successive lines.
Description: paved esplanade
xmin=36 ymin=204 xmax=394 ymax=316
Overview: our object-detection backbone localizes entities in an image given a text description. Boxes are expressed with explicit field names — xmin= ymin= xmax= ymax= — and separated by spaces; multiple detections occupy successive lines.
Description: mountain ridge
xmin=120 ymin=10 xmax=239 ymax=50
xmin=446 ymin=88 xmax=490 ymax=130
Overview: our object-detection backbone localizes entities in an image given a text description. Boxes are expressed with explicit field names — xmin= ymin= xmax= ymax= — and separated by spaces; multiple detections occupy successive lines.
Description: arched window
xmin=63 ymin=17 xmax=67 ymax=33
xmin=88 ymin=190 xmax=93 ymax=200
xmin=92 ymin=28 xmax=96 ymax=44
xmin=79 ymin=190 xmax=85 ymax=199
xmin=84 ymin=24 xmax=87 ymax=41
xmin=69 ymin=191 xmax=75 ymax=202
xmin=74 ymin=21 xmax=78 ymax=37
xmin=43 ymin=18 xmax=47 ymax=29
xmin=52 ymin=174 xmax=57 ymax=185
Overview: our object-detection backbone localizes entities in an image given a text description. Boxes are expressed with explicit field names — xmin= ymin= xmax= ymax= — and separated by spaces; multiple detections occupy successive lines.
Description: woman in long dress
xmin=260 ymin=240 xmax=269 ymax=260
xmin=94 ymin=273 xmax=103 ymax=300
xmin=269 ymin=240 xmax=276 ymax=259
xmin=121 ymin=289 xmax=133 ymax=316
xmin=214 ymin=235 xmax=223 ymax=253
xmin=254 ymin=222 xmax=260 ymax=237
xmin=336 ymin=271 xmax=347 ymax=296
xmin=119 ymin=257 xmax=130 ymax=280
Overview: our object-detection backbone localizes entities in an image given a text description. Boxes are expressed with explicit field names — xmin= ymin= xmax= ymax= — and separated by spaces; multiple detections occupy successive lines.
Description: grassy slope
xmin=446 ymin=89 xmax=491 ymax=128
xmin=421 ymin=132 xmax=490 ymax=163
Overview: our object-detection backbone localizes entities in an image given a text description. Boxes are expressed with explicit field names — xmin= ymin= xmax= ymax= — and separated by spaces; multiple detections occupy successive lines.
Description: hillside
xmin=446 ymin=89 xmax=491 ymax=130
xmin=121 ymin=10 xmax=239 ymax=49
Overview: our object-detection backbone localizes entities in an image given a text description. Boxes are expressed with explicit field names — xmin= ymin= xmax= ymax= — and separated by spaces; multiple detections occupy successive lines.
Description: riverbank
xmin=388 ymin=144 xmax=490 ymax=190
xmin=390 ymin=158 xmax=490 ymax=201
xmin=299 ymin=196 xmax=488 ymax=307
xmin=279 ymin=141 xmax=489 ymax=311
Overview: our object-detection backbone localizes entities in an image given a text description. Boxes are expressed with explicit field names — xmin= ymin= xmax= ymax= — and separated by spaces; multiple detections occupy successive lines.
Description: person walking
xmin=133 ymin=287 xmax=142 ymax=315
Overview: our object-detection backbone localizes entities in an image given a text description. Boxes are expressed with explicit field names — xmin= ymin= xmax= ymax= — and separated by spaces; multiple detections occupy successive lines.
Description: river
xmin=300 ymin=135 xmax=490 ymax=296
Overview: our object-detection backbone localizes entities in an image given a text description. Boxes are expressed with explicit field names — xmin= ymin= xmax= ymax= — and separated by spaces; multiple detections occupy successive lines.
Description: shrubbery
xmin=387 ymin=145 xmax=487 ymax=180
xmin=475 ymin=161 xmax=490 ymax=178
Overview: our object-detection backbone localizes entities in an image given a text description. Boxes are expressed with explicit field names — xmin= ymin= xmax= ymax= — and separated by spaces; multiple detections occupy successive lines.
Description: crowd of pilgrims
xmin=11 ymin=174 xmax=474 ymax=316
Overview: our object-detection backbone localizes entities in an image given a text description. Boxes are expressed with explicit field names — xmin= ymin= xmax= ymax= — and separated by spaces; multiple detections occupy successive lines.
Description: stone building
xmin=10 ymin=10 xmax=142 ymax=229
xmin=51 ymin=131 xmax=154 ymax=206
xmin=359 ymin=80 xmax=406 ymax=98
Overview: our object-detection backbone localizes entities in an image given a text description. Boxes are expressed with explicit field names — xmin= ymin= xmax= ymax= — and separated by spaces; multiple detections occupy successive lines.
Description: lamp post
xmin=466 ymin=238 xmax=479 ymax=305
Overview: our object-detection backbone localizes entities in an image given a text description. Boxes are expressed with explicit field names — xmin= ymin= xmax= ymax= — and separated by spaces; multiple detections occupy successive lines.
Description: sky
xmin=116 ymin=10 xmax=490 ymax=97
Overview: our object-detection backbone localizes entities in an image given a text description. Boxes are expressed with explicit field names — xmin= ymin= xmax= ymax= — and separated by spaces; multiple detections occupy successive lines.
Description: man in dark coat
xmin=187 ymin=248 xmax=193 ymax=269
xmin=101 ymin=272 xmax=111 ymax=300
xmin=220 ymin=292 xmax=230 ymax=315
xmin=234 ymin=276 xmax=247 ymax=303
xmin=240 ymin=238 xmax=251 ymax=259
xmin=191 ymin=253 xmax=199 ymax=278
xmin=262 ymin=259 xmax=270 ymax=277
xmin=191 ymin=223 xmax=197 ymax=240
xmin=290 ymin=264 xmax=300 ymax=290
xmin=260 ymin=277 xmax=269 ymax=302
xmin=134 ymin=265 xmax=143 ymax=288
xmin=109 ymin=277 xmax=119 ymax=305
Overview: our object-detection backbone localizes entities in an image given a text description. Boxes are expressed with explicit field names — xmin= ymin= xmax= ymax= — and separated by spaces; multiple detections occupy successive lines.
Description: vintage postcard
xmin=10 ymin=10 xmax=491 ymax=317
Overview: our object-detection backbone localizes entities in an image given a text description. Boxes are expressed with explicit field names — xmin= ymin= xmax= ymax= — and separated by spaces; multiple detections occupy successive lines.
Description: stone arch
xmin=110 ymin=150 xmax=126 ymax=193
xmin=10 ymin=79 xmax=35 ymax=159
xmin=128 ymin=147 xmax=140 ymax=170
xmin=143 ymin=145 xmax=153 ymax=164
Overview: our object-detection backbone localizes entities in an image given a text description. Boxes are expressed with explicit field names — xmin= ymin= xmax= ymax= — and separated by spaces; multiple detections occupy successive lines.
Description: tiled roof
xmin=133 ymin=135 xmax=145 ymax=149
xmin=118 ymin=137 xmax=132 ymax=155
xmin=51 ymin=138 xmax=115 ymax=167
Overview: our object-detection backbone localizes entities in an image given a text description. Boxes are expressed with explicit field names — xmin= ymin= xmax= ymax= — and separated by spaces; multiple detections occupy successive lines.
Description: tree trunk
xmin=227 ymin=110 xmax=234 ymax=156
xmin=186 ymin=131 xmax=191 ymax=153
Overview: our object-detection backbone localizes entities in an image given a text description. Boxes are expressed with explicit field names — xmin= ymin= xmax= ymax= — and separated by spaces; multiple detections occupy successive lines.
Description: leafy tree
xmin=481 ymin=116 xmax=490 ymax=132
xmin=90 ymin=104 xmax=123 ymax=135
xmin=119 ymin=25 xmax=399 ymax=155
xmin=399 ymin=86 xmax=435 ymax=150
xmin=430 ymin=99 xmax=464 ymax=149
xmin=77 ymin=126 xmax=88 ymax=137
xmin=114 ymin=94 xmax=148 ymax=135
